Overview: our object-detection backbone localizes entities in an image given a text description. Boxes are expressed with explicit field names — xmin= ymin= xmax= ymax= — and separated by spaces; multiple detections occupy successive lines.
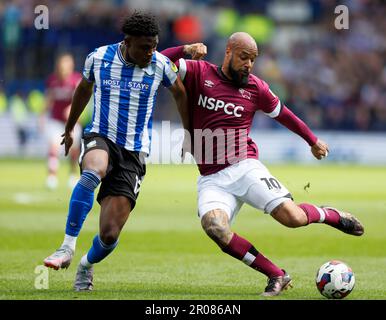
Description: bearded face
xmin=228 ymin=54 xmax=250 ymax=87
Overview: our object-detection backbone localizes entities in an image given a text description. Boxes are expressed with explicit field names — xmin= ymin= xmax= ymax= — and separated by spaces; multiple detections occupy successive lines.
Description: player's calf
xmin=299 ymin=203 xmax=364 ymax=236
xmin=202 ymin=209 xmax=286 ymax=281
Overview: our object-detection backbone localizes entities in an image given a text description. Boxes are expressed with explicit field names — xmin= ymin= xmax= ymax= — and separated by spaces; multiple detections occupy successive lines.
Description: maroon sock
xmin=299 ymin=203 xmax=340 ymax=226
xmin=222 ymin=233 xmax=284 ymax=278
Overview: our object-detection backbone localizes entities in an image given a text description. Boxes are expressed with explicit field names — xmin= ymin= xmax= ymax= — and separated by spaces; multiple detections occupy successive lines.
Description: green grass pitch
xmin=0 ymin=159 xmax=385 ymax=300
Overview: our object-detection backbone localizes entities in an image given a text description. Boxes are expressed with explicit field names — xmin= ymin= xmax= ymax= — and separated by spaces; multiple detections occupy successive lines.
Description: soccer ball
xmin=316 ymin=260 xmax=355 ymax=299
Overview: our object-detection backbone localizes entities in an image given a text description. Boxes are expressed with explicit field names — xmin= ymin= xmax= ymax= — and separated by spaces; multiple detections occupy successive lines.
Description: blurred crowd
xmin=0 ymin=0 xmax=385 ymax=132
xmin=256 ymin=1 xmax=386 ymax=132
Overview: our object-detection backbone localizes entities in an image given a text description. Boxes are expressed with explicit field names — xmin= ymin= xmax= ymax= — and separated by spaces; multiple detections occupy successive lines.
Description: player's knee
xmin=201 ymin=211 xmax=232 ymax=248
xmin=100 ymin=226 xmax=120 ymax=245
xmin=83 ymin=165 xmax=106 ymax=179
xmin=100 ymin=232 xmax=119 ymax=246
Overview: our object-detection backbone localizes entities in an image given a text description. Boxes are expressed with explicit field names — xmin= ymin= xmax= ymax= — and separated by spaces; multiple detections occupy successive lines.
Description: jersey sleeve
xmin=83 ymin=51 xmax=96 ymax=83
xmin=177 ymin=58 xmax=187 ymax=81
xmin=176 ymin=58 xmax=202 ymax=84
xmin=161 ymin=57 xmax=178 ymax=88
xmin=160 ymin=46 xmax=185 ymax=63
xmin=258 ymin=80 xmax=281 ymax=118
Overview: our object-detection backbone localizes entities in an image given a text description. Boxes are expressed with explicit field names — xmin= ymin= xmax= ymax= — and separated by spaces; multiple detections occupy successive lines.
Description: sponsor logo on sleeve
xmin=171 ymin=61 xmax=178 ymax=73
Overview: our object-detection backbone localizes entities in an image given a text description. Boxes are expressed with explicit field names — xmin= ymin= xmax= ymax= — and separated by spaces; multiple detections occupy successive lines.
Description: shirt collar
xmin=118 ymin=42 xmax=135 ymax=66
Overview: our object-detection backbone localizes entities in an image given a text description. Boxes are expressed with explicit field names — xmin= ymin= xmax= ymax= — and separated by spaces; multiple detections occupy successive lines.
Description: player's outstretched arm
xmin=259 ymin=83 xmax=329 ymax=160
xmin=161 ymin=43 xmax=207 ymax=62
xmin=61 ymin=78 xmax=93 ymax=155
xmin=273 ymin=106 xmax=329 ymax=160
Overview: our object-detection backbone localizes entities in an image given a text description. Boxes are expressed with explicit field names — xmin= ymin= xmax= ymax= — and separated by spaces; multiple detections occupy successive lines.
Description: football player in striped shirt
xmin=43 ymin=12 xmax=192 ymax=291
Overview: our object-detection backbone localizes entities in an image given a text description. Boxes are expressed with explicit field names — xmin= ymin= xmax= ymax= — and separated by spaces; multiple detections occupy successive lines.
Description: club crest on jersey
xmin=204 ymin=80 xmax=214 ymax=88
xmin=239 ymin=88 xmax=251 ymax=100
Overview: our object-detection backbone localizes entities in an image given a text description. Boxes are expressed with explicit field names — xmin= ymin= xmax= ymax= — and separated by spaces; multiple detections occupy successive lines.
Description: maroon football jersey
xmin=180 ymin=59 xmax=280 ymax=176
xmin=46 ymin=72 xmax=82 ymax=122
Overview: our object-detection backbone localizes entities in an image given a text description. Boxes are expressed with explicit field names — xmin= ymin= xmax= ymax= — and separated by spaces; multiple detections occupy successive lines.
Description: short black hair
xmin=121 ymin=11 xmax=160 ymax=37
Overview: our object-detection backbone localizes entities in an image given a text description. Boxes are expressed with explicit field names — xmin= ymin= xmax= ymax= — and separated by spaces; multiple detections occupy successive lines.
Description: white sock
xmin=80 ymin=255 xmax=92 ymax=268
xmin=62 ymin=234 xmax=77 ymax=251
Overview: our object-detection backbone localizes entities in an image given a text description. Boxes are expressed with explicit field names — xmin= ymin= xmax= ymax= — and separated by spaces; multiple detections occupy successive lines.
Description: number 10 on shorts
xmin=260 ymin=177 xmax=281 ymax=190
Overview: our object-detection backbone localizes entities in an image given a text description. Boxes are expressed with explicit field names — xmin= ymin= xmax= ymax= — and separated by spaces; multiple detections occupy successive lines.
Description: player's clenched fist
xmin=311 ymin=139 xmax=329 ymax=160
xmin=183 ymin=43 xmax=207 ymax=60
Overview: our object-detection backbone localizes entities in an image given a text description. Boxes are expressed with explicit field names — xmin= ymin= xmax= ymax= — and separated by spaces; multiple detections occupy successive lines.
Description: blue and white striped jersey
xmin=82 ymin=42 xmax=178 ymax=155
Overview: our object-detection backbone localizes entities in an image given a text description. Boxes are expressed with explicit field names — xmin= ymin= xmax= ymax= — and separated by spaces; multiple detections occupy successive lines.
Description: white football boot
xmin=43 ymin=245 xmax=74 ymax=270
